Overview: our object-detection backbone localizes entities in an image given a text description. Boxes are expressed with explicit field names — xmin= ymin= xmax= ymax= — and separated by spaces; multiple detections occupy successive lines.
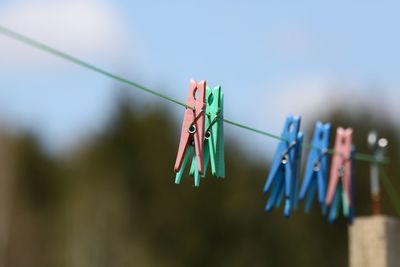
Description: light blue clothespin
xmin=263 ymin=115 xmax=303 ymax=217
xmin=299 ymin=122 xmax=331 ymax=214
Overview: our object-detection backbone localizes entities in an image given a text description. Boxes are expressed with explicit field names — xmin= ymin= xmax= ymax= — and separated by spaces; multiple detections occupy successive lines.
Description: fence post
xmin=349 ymin=216 xmax=400 ymax=267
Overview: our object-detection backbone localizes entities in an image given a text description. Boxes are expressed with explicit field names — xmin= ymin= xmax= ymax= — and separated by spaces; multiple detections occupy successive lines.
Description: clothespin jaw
xmin=263 ymin=115 xmax=303 ymax=217
xmin=299 ymin=122 xmax=331 ymax=213
xmin=325 ymin=128 xmax=354 ymax=222
xmin=175 ymin=147 xmax=196 ymax=185
xmin=174 ymin=80 xmax=206 ymax=186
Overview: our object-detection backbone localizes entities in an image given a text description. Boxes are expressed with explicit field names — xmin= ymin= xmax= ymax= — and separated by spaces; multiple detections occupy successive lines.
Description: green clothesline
xmin=0 ymin=25 xmax=387 ymax=165
xmin=0 ymin=24 xmax=398 ymax=216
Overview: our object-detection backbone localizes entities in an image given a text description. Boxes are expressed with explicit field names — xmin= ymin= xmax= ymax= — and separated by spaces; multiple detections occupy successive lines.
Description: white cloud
xmin=0 ymin=0 xmax=132 ymax=68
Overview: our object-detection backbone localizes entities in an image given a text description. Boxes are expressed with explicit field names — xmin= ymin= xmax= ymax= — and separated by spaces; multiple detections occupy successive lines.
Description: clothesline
xmin=1 ymin=24 xmax=399 ymax=217
xmin=0 ymin=25 xmax=388 ymax=166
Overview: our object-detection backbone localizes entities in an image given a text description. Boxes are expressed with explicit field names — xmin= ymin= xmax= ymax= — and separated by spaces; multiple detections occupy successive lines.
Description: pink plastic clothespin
xmin=325 ymin=128 xmax=353 ymax=208
xmin=174 ymin=80 xmax=206 ymax=175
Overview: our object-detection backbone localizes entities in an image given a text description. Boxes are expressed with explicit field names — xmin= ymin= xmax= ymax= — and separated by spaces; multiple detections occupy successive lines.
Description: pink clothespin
xmin=325 ymin=128 xmax=353 ymax=208
xmin=174 ymin=80 xmax=206 ymax=175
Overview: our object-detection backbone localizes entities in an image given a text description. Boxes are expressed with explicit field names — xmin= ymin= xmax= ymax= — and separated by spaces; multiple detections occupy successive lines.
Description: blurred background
xmin=0 ymin=0 xmax=399 ymax=266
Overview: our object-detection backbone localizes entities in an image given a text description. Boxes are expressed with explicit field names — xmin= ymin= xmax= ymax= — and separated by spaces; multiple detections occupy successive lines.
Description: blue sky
xmin=0 ymin=0 xmax=399 ymax=156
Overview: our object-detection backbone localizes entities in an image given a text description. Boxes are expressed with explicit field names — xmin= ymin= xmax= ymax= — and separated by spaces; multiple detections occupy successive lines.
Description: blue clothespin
xmin=267 ymin=132 xmax=303 ymax=212
xmin=292 ymin=132 xmax=304 ymax=210
xmin=299 ymin=122 xmax=331 ymax=214
xmin=263 ymin=115 xmax=303 ymax=217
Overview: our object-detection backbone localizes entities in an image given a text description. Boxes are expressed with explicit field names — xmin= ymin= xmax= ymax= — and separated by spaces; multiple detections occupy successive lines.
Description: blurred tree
xmin=0 ymin=93 xmax=398 ymax=267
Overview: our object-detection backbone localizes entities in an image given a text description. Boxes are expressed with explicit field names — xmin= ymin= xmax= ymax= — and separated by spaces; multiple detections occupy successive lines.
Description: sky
xmin=0 ymin=0 xmax=399 ymax=156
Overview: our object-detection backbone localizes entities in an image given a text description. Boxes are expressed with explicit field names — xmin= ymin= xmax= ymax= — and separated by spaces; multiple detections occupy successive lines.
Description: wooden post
xmin=349 ymin=216 xmax=400 ymax=267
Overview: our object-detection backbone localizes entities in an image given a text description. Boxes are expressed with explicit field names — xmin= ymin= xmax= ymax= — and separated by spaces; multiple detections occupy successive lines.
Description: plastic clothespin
xmin=293 ymin=132 xmax=304 ymax=210
xmin=174 ymin=80 xmax=206 ymax=187
xmin=263 ymin=115 xmax=304 ymax=217
xmin=327 ymin=146 xmax=356 ymax=223
xmin=325 ymin=128 xmax=354 ymax=223
xmin=216 ymin=91 xmax=225 ymax=178
xmin=299 ymin=122 xmax=331 ymax=214
xmin=348 ymin=147 xmax=356 ymax=224
xmin=268 ymin=131 xmax=303 ymax=213
xmin=188 ymin=86 xmax=225 ymax=181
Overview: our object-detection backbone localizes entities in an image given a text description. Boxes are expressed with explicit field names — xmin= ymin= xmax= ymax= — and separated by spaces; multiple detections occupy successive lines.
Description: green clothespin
xmin=189 ymin=86 xmax=225 ymax=179
xmin=328 ymin=186 xmax=349 ymax=222
xmin=175 ymin=146 xmax=192 ymax=184
xmin=176 ymin=85 xmax=225 ymax=187
xmin=342 ymin=188 xmax=350 ymax=217
xmin=175 ymin=145 xmax=202 ymax=187
xmin=205 ymin=86 xmax=223 ymax=177
xmin=216 ymin=91 xmax=225 ymax=178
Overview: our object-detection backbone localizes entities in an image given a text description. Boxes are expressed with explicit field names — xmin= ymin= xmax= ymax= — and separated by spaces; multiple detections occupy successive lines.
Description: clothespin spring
xmin=312 ymin=148 xmax=329 ymax=172
xmin=188 ymin=109 xmax=205 ymax=134
xmin=337 ymin=155 xmax=351 ymax=177
xmin=281 ymin=141 xmax=297 ymax=164
xmin=204 ymin=111 xmax=222 ymax=139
